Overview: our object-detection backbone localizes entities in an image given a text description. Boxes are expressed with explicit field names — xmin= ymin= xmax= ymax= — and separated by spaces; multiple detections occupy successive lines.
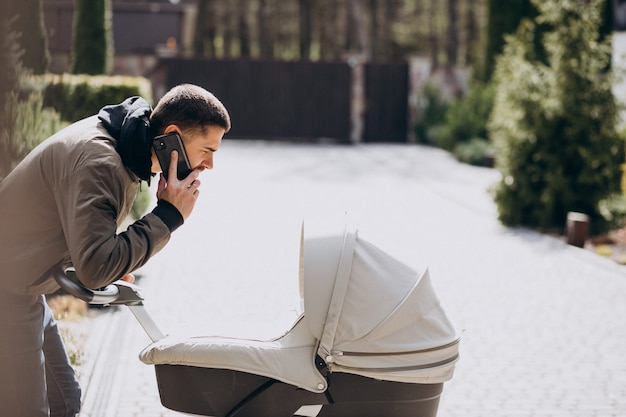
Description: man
xmin=0 ymin=83 xmax=231 ymax=416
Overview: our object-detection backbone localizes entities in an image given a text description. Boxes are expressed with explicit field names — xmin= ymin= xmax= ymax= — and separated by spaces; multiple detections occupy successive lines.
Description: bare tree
xmin=368 ymin=0 xmax=378 ymax=60
xmin=221 ymin=2 xmax=234 ymax=57
xmin=317 ymin=0 xmax=344 ymax=60
xmin=428 ymin=0 xmax=440 ymax=67
xmin=346 ymin=0 xmax=369 ymax=57
xmin=238 ymin=0 xmax=251 ymax=57
xmin=463 ymin=0 xmax=481 ymax=66
xmin=194 ymin=0 xmax=217 ymax=57
xmin=381 ymin=0 xmax=400 ymax=61
xmin=299 ymin=0 xmax=313 ymax=59
xmin=257 ymin=0 xmax=273 ymax=58
xmin=195 ymin=0 xmax=488 ymax=65
xmin=447 ymin=0 xmax=459 ymax=66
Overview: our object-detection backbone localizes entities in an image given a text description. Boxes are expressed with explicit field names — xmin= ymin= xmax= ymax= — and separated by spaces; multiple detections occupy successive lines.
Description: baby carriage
xmin=55 ymin=224 xmax=459 ymax=417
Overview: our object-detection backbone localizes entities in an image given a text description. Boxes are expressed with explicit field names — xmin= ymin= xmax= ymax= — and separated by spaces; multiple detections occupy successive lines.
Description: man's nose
xmin=202 ymin=155 xmax=214 ymax=170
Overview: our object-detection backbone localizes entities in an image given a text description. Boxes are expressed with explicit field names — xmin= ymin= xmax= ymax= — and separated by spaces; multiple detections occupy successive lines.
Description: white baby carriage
xmin=55 ymin=224 xmax=459 ymax=417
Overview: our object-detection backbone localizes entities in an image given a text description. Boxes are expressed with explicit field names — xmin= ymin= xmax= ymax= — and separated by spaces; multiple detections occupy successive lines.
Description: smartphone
xmin=152 ymin=132 xmax=193 ymax=181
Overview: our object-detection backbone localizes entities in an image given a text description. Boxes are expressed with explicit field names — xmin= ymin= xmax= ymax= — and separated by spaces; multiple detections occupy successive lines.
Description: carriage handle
xmin=52 ymin=266 xmax=165 ymax=342
xmin=52 ymin=266 xmax=144 ymax=305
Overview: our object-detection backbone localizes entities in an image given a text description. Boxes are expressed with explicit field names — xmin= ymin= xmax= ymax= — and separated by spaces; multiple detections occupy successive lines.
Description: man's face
xmin=151 ymin=124 xmax=226 ymax=175
xmin=180 ymin=125 xmax=225 ymax=171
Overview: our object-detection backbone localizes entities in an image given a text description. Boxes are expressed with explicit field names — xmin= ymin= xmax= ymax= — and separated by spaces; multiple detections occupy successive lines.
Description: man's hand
xmin=156 ymin=150 xmax=203 ymax=220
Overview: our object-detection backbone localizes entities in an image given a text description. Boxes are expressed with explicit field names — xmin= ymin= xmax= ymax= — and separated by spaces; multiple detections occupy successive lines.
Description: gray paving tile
xmin=79 ymin=141 xmax=626 ymax=417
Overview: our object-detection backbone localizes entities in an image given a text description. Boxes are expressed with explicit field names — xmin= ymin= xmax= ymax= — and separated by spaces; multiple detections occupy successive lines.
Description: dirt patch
xmin=46 ymin=294 xmax=97 ymax=378
xmin=586 ymin=227 xmax=626 ymax=265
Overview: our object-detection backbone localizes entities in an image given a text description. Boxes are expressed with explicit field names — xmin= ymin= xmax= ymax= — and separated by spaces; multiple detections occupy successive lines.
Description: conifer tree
xmin=1 ymin=14 xmax=61 ymax=180
xmin=489 ymin=0 xmax=624 ymax=232
xmin=71 ymin=0 xmax=112 ymax=74
xmin=7 ymin=0 xmax=50 ymax=74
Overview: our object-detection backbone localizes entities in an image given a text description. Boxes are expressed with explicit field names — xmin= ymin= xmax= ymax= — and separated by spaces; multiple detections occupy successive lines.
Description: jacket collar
xmin=98 ymin=96 xmax=153 ymax=183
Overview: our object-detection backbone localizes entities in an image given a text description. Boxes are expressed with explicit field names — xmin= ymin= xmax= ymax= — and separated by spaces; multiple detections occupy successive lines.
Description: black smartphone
xmin=152 ymin=132 xmax=193 ymax=180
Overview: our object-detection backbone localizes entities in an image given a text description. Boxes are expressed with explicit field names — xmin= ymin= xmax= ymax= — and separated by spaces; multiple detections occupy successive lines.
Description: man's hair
xmin=150 ymin=84 xmax=231 ymax=135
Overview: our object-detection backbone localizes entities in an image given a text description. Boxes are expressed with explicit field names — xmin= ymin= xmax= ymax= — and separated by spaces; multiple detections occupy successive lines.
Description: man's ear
xmin=163 ymin=125 xmax=179 ymax=135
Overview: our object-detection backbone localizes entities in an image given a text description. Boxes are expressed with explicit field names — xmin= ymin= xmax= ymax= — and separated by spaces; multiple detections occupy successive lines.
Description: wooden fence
xmin=152 ymin=58 xmax=409 ymax=143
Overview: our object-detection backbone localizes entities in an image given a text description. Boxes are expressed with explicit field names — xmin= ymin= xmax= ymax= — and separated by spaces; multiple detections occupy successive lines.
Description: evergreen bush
xmin=421 ymin=82 xmax=495 ymax=166
xmin=71 ymin=0 xmax=112 ymax=75
xmin=413 ymin=82 xmax=449 ymax=144
xmin=130 ymin=184 xmax=153 ymax=220
xmin=0 ymin=19 xmax=63 ymax=180
xmin=489 ymin=0 xmax=625 ymax=233
xmin=25 ymin=74 xmax=153 ymax=123
xmin=0 ymin=18 xmax=22 ymax=123
xmin=453 ymin=137 xmax=495 ymax=167
xmin=7 ymin=0 xmax=50 ymax=74
xmin=0 ymin=92 xmax=64 ymax=178
xmin=441 ymin=82 xmax=495 ymax=146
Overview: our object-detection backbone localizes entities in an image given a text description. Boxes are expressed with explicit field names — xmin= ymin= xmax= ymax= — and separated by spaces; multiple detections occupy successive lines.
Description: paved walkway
xmin=76 ymin=141 xmax=626 ymax=417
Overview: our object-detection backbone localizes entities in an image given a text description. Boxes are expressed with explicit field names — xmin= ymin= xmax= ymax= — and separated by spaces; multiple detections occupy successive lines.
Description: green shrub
xmin=443 ymin=82 xmax=495 ymax=144
xmin=0 ymin=16 xmax=63 ymax=180
xmin=1 ymin=17 xmax=22 ymax=123
xmin=0 ymin=91 xmax=64 ymax=179
xmin=414 ymin=82 xmax=449 ymax=144
xmin=420 ymin=81 xmax=495 ymax=166
xmin=425 ymin=124 xmax=455 ymax=151
xmin=130 ymin=183 xmax=152 ymax=220
xmin=25 ymin=74 xmax=153 ymax=122
xmin=597 ymin=193 xmax=626 ymax=232
xmin=489 ymin=0 xmax=624 ymax=233
xmin=453 ymin=137 xmax=495 ymax=167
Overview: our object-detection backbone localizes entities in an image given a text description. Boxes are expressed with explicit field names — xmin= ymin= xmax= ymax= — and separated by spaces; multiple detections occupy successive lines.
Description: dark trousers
xmin=0 ymin=292 xmax=82 ymax=417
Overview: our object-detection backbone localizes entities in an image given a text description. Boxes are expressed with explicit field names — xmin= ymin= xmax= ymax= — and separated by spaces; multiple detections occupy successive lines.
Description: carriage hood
xmin=301 ymin=225 xmax=459 ymax=383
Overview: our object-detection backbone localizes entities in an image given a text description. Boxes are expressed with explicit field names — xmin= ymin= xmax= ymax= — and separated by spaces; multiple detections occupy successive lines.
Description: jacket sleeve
xmin=53 ymin=149 xmax=171 ymax=289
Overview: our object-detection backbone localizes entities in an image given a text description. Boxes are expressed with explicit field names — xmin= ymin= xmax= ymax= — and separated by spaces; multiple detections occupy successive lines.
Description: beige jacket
xmin=0 ymin=116 xmax=170 ymax=295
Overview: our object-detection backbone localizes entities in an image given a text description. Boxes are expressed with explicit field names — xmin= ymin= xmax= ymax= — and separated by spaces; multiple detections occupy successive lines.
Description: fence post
xmin=348 ymin=55 xmax=366 ymax=144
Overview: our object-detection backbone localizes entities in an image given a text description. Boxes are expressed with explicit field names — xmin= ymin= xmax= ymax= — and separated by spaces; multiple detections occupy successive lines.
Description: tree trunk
xmin=238 ymin=0 xmax=251 ymax=57
xmin=193 ymin=0 xmax=216 ymax=57
xmin=222 ymin=2 xmax=235 ymax=57
xmin=299 ymin=0 xmax=313 ymax=60
xmin=381 ymin=0 xmax=399 ymax=61
xmin=348 ymin=0 xmax=368 ymax=57
xmin=368 ymin=0 xmax=378 ymax=60
xmin=318 ymin=0 xmax=343 ymax=60
xmin=464 ymin=0 xmax=480 ymax=66
xmin=428 ymin=0 xmax=439 ymax=68
xmin=446 ymin=0 xmax=459 ymax=66
xmin=257 ymin=0 xmax=273 ymax=58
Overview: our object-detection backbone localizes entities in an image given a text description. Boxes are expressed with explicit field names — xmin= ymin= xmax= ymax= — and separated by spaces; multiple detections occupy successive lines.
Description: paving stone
xmin=78 ymin=142 xmax=626 ymax=417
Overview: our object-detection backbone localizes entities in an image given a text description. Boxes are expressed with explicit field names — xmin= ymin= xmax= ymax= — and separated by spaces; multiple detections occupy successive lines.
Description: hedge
xmin=25 ymin=74 xmax=153 ymax=123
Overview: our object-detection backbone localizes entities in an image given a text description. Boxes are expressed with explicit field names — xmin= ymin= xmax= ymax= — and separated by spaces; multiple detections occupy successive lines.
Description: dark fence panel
xmin=112 ymin=6 xmax=185 ymax=54
xmin=161 ymin=58 xmax=352 ymax=142
xmin=43 ymin=1 xmax=187 ymax=54
xmin=363 ymin=62 xmax=409 ymax=143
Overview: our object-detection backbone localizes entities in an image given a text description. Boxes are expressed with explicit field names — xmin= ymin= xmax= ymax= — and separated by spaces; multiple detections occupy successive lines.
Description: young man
xmin=0 ymin=83 xmax=231 ymax=416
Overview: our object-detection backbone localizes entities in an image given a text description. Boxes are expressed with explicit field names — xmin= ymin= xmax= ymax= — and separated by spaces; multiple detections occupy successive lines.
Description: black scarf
xmin=98 ymin=96 xmax=153 ymax=184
